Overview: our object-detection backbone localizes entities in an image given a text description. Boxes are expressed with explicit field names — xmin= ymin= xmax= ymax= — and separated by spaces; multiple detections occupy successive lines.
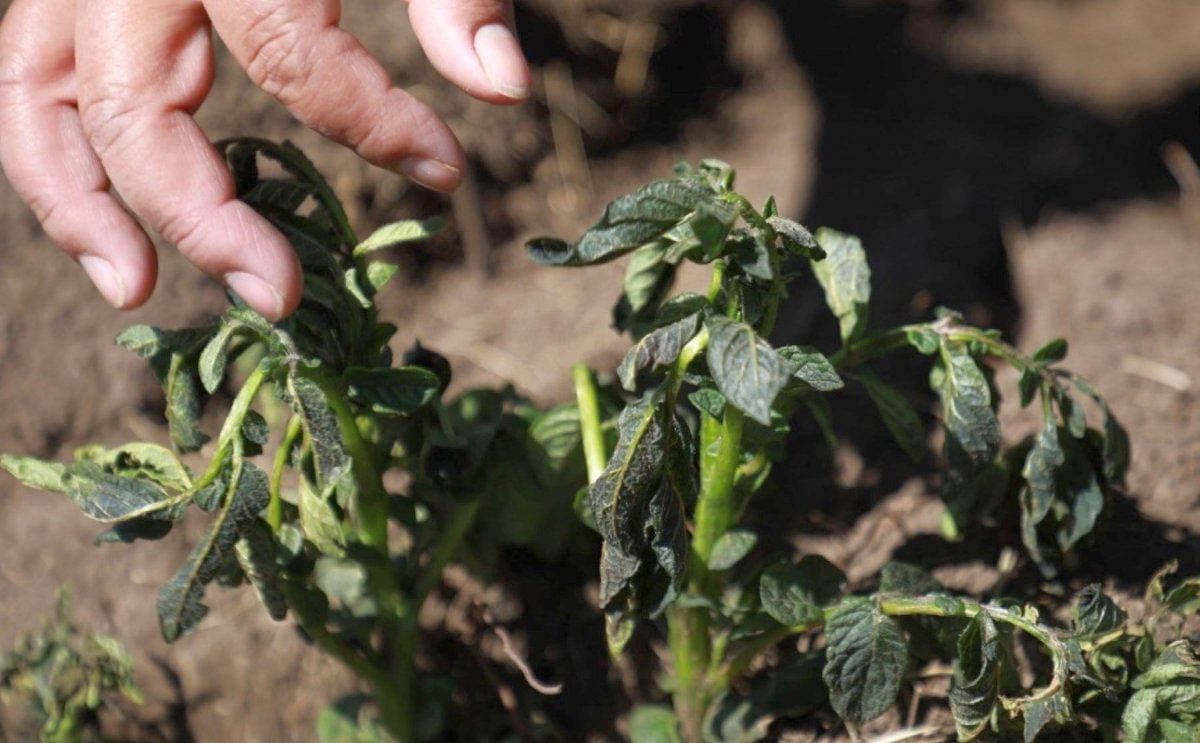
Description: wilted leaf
xmin=526 ymin=179 xmax=731 ymax=266
xmin=938 ymin=343 xmax=1001 ymax=464
xmin=617 ymin=313 xmax=701 ymax=390
xmin=232 ymin=520 xmax=286 ymax=621
xmin=288 ymin=374 xmax=351 ymax=491
xmin=950 ymin=613 xmax=1002 ymax=740
xmin=1073 ymin=584 xmax=1126 ymax=636
xmin=0 ymin=455 xmax=67 ymax=492
xmin=158 ymin=463 xmax=270 ymax=641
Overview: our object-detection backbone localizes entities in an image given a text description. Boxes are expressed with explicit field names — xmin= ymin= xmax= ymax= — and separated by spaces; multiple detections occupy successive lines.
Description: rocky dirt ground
xmin=1 ymin=0 xmax=1199 ymax=740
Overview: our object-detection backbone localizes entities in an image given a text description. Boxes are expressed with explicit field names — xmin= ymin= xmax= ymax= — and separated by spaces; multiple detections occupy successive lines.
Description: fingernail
xmin=399 ymin=158 xmax=462 ymax=192
xmin=79 ymin=255 xmax=127 ymax=308
xmin=224 ymin=271 xmax=284 ymax=319
xmin=474 ymin=23 xmax=531 ymax=100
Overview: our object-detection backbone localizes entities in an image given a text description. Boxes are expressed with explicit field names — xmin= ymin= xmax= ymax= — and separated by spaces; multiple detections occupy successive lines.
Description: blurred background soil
xmin=2 ymin=0 xmax=1200 ymax=740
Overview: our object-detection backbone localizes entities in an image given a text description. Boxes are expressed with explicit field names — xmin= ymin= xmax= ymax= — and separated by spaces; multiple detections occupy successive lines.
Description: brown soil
xmin=2 ymin=0 xmax=1199 ymax=740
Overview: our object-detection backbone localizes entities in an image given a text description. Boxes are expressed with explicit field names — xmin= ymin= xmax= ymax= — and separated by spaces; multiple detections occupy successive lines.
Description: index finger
xmin=205 ymin=0 xmax=466 ymax=192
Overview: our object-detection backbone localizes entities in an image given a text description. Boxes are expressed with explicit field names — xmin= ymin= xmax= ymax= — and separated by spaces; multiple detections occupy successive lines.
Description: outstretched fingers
xmin=75 ymin=0 xmax=302 ymax=319
xmin=0 ymin=0 xmax=156 ymax=308
xmin=207 ymin=0 xmax=466 ymax=191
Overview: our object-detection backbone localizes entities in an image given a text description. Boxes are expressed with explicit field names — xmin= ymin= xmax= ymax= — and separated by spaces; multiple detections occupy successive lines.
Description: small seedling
xmin=0 ymin=590 xmax=141 ymax=743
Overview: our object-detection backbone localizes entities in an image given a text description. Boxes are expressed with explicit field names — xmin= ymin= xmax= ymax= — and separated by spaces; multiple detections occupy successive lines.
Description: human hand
xmin=0 ymin=0 xmax=530 ymax=319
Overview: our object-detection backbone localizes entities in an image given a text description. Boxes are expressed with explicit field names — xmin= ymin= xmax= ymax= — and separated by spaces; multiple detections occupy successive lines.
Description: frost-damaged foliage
xmin=1 ymin=138 xmax=586 ymax=743
xmin=530 ymin=162 xmax=1195 ymax=741
xmin=0 ymin=591 xmax=142 ymax=743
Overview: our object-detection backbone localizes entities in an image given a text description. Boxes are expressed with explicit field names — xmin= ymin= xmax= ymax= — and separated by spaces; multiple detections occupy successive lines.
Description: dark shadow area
xmin=761 ymin=0 xmax=1200 ymax=530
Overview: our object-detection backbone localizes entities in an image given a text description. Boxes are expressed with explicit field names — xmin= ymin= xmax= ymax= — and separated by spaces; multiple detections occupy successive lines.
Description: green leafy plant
xmin=529 ymin=161 xmax=1196 ymax=740
xmin=1 ymin=139 xmax=584 ymax=743
xmin=0 ymin=590 xmax=141 ymax=743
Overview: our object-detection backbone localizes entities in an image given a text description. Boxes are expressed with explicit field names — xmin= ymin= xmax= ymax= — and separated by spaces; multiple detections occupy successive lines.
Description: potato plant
xmin=1 ymin=142 xmax=1196 ymax=742
xmin=0 ymin=591 xmax=141 ymax=743
xmin=529 ymin=161 xmax=1199 ymax=741
xmin=1 ymin=139 xmax=584 ymax=743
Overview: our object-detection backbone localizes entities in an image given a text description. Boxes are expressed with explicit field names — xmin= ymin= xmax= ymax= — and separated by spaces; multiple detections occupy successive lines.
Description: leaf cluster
xmin=527 ymin=162 xmax=1180 ymax=742
xmin=0 ymin=590 xmax=141 ymax=743
xmin=1 ymin=139 xmax=588 ymax=742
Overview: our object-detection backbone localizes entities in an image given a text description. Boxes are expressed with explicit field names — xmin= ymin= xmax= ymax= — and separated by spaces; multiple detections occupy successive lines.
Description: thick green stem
xmin=667 ymin=605 xmax=711 ymax=743
xmin=572 ymin=363 xmax=608 ymax=483
xmin=690 ymin=407 xmax=745 ymax=574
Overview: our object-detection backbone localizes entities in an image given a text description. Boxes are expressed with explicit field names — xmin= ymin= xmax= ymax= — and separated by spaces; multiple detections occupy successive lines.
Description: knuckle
xmin=0 ymin=50 xmax=35 ymax=102
xmin=243 ymin=11 xmax=313 ymax=102
xmin=25 ymin=189 xmax=65 ymax=232
xmin=78 ymin=81 xmax=147 ymax=160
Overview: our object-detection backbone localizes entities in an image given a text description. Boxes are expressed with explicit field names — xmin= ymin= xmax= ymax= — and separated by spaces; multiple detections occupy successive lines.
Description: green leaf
xmin=365 ymin=260 xmax=401 ymax=293
xmin=879 ymin=561 xmax=942 ymax=595
xmin=617 ymin=313 xmax=701 ymax=391
xmin=288 ymin=374 xmax=351 ymax=491
xmin=708 ymin=529 xmax=758 ymax=571
xmin=629 ymin=705 xmax=682 ymax=743
xmin=1023 ymin=691 xmax=1073 ymax=742
xmin=235 ymin=519 xmax=287 ymax=621
xmin=0 ymin=455 xmax=66 ymax=492
xmin=950 ymin=613 xmax=1001 ymax=741
xmin=767 ymin=216 xmax=824 ymax=260
xmin=705 ymin=316 xmax=791 ymax=425
xmin=938 ymin=343 xmax=1001 ymax=464
xmin=777 ymin=346 xmax=843 ymax=392
xmin=55 ymin=463 xmax=183 ymax=523
xmin=1055 ymin=434 xmax=1106 ymax=552
xmin=94 ymin=518 xmax=175 ymax=545
xmin=822 ymin=598 xmax=909 ymax=724
xmin=163 ymin=354 xmax=210 ymax=453
xmin=241 ymin=411 xmax=270 ymax=457
xmin=1018 ymin=369 xmax=1040 ymax=408
xmin=526 ymin=404 xmax=585 ymax=488
xmin=906 ymin=327 xmax=940 ymax=355
xmin=1031 ymin=338 xmax=1068 ymax=365
xmin=317 ymin=695 xmax=388 ymax=743
xmin=299 ymin=475 xmax=348 ymax=556
xmin=852 ymin=372 xmax=926 ymax=462
xmin=613 ymin=242 xmax=676 ymax=335
xmin=1073 ymin=584 xmax=1126 ymax=636
xmin=526 ymin=179 xmax=731 ymax=266
xmin=760 ymin=555 xmax=846 ymax=627
xmin=242 ymin=178 xmax=313 ymax=212
xmin=352 ymin=216 xmax=446 ymax=256
xmin=157 ymin=463 xmax=270 ymax=641
xmin=811 ymin=228 xmax=871 ymax=342
xmin=689 ymin=388 xmax=726 ymax=419
xmin=1022 ymin=422 xmax=1064 ymax=527
xmin=344 ymin=366 xmax=440 ymax=416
